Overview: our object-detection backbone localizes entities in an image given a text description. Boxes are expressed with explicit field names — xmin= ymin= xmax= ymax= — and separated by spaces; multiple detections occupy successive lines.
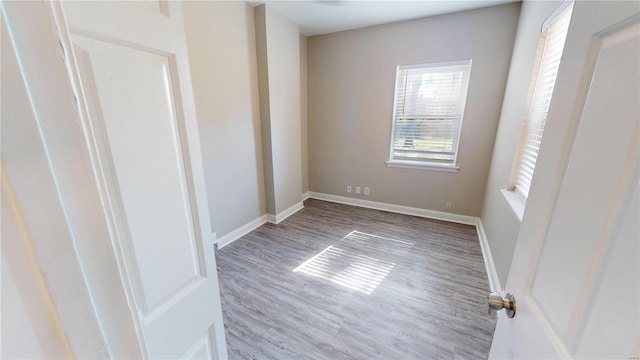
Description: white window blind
xmin=388 ymin=60 xmax=471 ymax=167
xmin=509 ymin=3 xmax=573 ymax=199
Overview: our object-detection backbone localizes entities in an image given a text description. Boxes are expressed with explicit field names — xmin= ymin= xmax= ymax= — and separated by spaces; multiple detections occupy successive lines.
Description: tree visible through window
xmin=388 ymin=60 xmax=471 ymax=168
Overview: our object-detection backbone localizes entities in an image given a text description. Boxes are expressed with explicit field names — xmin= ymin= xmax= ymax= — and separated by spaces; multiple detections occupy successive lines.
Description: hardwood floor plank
xmin=216 ymin=199 xmax=496 ymax=359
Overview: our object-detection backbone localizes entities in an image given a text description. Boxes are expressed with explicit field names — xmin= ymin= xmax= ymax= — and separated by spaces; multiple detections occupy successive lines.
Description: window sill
xmin=385 ymin=160 xmax=459 ymax=172
xmin=500 ymin=189 xmax=524 ymax=222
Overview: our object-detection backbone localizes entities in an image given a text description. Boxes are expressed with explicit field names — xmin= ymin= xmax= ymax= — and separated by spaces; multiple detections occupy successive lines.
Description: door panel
xmin=182 ymin=334 xmax=214 ymax=359
xmin=61 ymin=1 xmax=227 ymax=358
xmin=530 ymin=20 xmax=639 ymax=338
xmin=490 ymin=2 xmax=639 ymax=358
xmin=131 ymin=1 xmax=167 ymax=16
xmin=575 ymin=185 xmax=639 ymax=358
xmin=73 ymin=36 xmax=201 ymax=309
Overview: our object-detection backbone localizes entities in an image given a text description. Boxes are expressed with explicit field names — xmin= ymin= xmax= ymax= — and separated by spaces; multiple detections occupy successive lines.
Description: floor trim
xmin=266 ymin=201 xmax=305 ymax=224
xmin=475 ymin=219 xmax=502 ymax=293
xmin=218 ymin=198 xmax=496 ymax=358
xmin=308 ymin=192 xmax=478 ymax=225
xmin=217 ymin=192 xmax=501 ymax=294
xmin=217 ymin=215 xmax=268 ymax=249
xmin=308 ymin=192 xmax=501 ymax=292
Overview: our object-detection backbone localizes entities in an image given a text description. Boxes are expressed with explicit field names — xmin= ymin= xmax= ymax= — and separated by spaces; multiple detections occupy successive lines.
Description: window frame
xmin=504 ymin=0 xmax=574 ymax=221
xmin=386 ymin=59 xmax=472 ymax=172
xmin=507 ymin=1 xmax=573 ymax=210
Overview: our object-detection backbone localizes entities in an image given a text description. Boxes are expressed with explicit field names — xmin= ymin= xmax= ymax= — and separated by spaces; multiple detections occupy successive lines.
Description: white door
xmin=58 ymin=1 xmax=227 ymax=358
xmin=490 ymin=2 xmax=639 ymax=358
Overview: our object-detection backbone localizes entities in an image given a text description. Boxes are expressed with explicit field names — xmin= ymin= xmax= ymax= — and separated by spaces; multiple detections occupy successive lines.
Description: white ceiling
xmin=253 ymin=1 xmax=520 ymax=36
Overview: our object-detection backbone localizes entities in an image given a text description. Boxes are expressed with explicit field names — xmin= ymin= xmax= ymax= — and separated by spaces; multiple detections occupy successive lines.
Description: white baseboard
xmin=216 ymin=215 xmax=267 ymax=249
xmin=216 ymin=192 xmax=501 ymax=295
xmin=266 ymin=201 xmax=304 ymax=225
xmin=308 ymin=191 xmax=500 ymax=292
xmin=307 ymin=192 xmax=478 ymax=225
xmin=476 ymin=219 xmax=502 ymax=293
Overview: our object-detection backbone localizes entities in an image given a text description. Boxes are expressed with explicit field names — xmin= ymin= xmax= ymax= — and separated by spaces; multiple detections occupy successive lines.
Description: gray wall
xmin=183 ymin=1 xmax=266 ymax=236
xmin=255 ymin=5 xmax=303 ymax=215
xmin=480 ymin=0 xmax=562 ymax=286
xmin=307 ymin=3 xmax=520 ymax=216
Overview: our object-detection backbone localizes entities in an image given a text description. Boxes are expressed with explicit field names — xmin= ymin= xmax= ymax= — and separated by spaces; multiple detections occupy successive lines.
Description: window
xmin=509 ymin=2 xmax=573 ymax=201
xmin=387 ymin=60 xmax=471 ymax=171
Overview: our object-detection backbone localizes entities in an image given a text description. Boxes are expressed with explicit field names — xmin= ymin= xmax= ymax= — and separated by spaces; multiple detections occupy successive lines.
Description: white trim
xmin=2 ymin=1 xmax=137 ymax=357
xmin=475 ymin=219 xmax=502 ymax=293
xmin=266 ymin=201 xmax=305 ymax=225
xmin=308 ymin=192 xmax=477 ymax=225
xmin=216 ymin=215 xmax=268 ymax=249
xmin=307 ymin=192 xmax=501 ymax=292
xmin=215 ymin=192 xmax=501 ymax=297
xmin=388 ymin=59 xmax=471 ymax=169
xmin=501 ymin=189 xmax=525 ymax=222
xmin=542 ymin=0 xmax=574 ymax=31
xmin=385 ymin=160 xmax=459 ymax=172
xmin=399 ymin=59 xmax=471 ymax=71
xmin=205 ymin=232 xmax=217 ymax=249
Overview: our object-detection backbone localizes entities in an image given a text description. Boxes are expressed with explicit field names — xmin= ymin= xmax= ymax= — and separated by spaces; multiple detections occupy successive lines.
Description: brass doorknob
xmin=488 ymin=292 xmax=516 ymax=318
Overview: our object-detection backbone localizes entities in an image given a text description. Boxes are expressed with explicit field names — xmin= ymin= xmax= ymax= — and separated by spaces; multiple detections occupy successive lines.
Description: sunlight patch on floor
xmin=342 ymin=230 xmax=414 ymax=255
xmin=293 ymin=230 xmax=413 ymax=295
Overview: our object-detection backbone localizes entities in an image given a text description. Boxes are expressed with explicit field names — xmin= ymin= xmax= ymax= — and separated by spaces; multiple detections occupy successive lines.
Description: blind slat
xmin=509 ymin=4 xmax=573 ymax=198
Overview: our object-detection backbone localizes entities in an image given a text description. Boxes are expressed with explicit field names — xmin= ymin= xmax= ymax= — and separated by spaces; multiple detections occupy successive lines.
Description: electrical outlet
xmin=364 ymin=187 xmax=370 ymax=196
xmin=347 ymin=185 xmax=352 ymax=193
xmin=355 ymin=186 xmax=361 ymax=194
xmin=445 ymin=201 xmax=453 ymax=210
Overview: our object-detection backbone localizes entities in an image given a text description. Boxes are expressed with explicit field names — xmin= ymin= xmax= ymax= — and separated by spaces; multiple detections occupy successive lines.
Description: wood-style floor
xmin=215 ymin=199 xmax=496 ymax=359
